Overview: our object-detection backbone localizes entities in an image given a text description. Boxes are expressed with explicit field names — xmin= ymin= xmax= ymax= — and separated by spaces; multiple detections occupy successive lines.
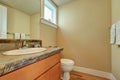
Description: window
xmin=41 ymin=0 xmax=57 ymax=27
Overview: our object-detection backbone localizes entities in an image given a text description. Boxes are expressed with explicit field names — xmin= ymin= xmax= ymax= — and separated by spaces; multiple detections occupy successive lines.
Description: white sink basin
xmin=3 ymin=48 xmax=47 ymax=55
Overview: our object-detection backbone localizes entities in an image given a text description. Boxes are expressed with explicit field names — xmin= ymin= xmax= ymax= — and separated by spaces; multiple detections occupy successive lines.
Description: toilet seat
xmin=61 ymin=59 xmax=74 ymax=65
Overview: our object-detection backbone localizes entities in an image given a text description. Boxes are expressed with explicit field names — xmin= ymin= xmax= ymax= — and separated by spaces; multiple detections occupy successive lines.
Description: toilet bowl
xmin=61 ymin=58 xmax=74 ymax=80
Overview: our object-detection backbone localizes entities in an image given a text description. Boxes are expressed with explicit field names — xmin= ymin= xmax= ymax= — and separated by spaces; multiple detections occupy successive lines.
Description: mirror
xmin=0 ymin=0 xmax=40 ymax=39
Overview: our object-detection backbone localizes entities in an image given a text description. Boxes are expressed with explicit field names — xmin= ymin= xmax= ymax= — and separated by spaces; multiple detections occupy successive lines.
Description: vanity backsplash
xmin=0 ymin=39 xmax=42 ymax=51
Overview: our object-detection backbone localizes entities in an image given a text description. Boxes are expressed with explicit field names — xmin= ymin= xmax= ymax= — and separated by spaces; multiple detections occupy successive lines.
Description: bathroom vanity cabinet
xmin=0 ymin=53 xmax=61 ymax=80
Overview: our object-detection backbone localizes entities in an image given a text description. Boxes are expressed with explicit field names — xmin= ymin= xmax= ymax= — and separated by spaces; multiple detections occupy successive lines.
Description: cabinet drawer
xmin=36 ymin=63 xmax=61 ymax=80
xmin=0 ymin=53 xmax=61 ymax=80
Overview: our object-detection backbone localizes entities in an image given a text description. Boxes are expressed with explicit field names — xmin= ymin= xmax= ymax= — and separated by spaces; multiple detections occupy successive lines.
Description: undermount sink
xmin=2 ymin=48 xmax=47 ymax=55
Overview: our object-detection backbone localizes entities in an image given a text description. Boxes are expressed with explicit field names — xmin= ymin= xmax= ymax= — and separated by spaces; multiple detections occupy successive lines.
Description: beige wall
xmin=30 ymin=11 xmax=57 ymax=47
xmin=57 ymin=0 xmax=111 ymax=72
xmin=40 ymin=23 xmax=57 ymax=47
xmin=30 ymin=13 xmax=40 ymax=39
xmin=40 ymin=0 xmax=57 ymax=47
xmin=0 ymin=3 xmax=30 ymax=39
xmin=112 ymin=0 xmax=120 ymax=79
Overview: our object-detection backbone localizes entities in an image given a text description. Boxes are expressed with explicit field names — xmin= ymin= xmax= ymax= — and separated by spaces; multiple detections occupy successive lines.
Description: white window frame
xmin=40 ymin=0 xmax=57 ymax=28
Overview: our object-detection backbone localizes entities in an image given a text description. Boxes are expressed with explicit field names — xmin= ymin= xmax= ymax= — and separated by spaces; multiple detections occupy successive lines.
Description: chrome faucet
xmin=22 ymin=40 xmax=28 ymax=49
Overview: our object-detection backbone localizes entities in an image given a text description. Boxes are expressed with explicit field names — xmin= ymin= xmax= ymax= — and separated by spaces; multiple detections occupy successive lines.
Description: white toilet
xmin=61 ymin=58 xmax=74 ymax=80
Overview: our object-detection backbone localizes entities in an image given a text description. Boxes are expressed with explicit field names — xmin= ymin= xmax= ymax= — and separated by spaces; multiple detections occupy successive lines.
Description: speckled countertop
xmin=0 ymin=47 xmax=63 ymax=76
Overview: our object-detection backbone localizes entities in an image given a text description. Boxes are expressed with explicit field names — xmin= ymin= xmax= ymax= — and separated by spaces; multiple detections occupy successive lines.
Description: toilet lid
xmin=61 ymin=58 xmax=74 ymax=65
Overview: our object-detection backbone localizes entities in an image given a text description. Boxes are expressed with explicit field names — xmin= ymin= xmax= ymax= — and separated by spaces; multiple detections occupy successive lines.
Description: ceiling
xmin=0 ymin=0 xmax=73 ymax=15
xmin=0 ymin=0 xmax=40 ymax=15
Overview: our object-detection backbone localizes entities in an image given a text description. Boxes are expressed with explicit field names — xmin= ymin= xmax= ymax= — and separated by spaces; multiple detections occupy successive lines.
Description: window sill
xmin=40 ymin=18 xmax=57 ymax=28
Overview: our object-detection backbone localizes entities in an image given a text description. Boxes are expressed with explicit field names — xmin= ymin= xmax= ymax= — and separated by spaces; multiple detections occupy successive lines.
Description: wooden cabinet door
xmin=49 ymin=63 xmax=61 ymax=80
xmin=36 ymin=63 xmax=61 ymax=80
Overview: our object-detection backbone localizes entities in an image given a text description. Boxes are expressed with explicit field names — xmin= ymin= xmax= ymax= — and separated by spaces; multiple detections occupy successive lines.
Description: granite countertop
xmin=0 ymin=47 xmax=63 ymax=76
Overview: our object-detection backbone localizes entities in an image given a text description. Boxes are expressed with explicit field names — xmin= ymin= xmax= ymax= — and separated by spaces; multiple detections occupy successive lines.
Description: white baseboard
xmin=73 ymin=66 xmax=116 ymax=80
